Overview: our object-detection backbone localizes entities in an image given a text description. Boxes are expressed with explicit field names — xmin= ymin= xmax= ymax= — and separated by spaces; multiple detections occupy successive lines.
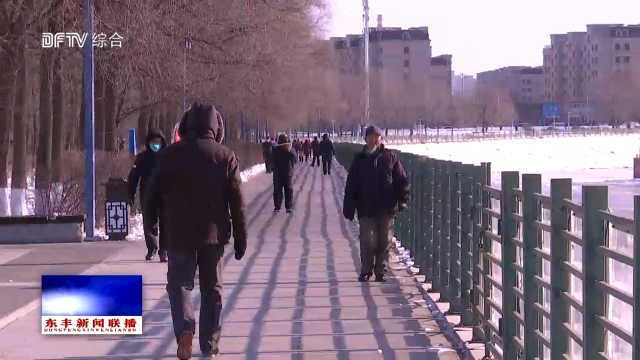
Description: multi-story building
xmin=452 ymin=73 xmax=476 ymax=95
xmin=331 ymin=15 xmax=452 ymax=122
xmin=543 ymin=24 xmax=640 ymax=124
xmin=476 ymin=66 xmax=545 ymax=124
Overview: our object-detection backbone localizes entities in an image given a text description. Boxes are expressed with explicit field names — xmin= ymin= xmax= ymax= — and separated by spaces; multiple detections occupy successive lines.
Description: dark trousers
xmin=264 ymin=157 xmax=272 ymax=173
xmin=167 ymin=245 xmax=224 ymax=355
xmin=141 ymin=195 xmax=166 ymax=252
xmin=322 ymin=156 xmax=332 ymax=175
xmin=311 ymin=154 xmax=320 ymax=167
xmin=358 ymin=216 xmax=395 ymax=276
xmin=304 ymin=153 xmax=310 ymax=162
xmin=273 ymin=175 xmax=293 ymax=210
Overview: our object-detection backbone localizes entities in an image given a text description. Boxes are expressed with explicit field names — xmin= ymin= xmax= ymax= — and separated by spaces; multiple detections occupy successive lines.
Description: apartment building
xmin=543 ymin=24 xmax=640 ymax=123
xmin=452 ymin=73 xmax=476 ymax=95
xmin=476 ymin=66 xmax=545 ymax=124
xmin=331 ymin=15 xmax=452 ymax=109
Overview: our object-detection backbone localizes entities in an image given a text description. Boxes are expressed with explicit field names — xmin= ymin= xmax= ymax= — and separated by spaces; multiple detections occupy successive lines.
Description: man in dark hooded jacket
xmin=311 ymin=136 xmax=320 ymax=167
xmin=144 ymin=103 xmax=247 ymax=359
xmin=128 ymin=128 xmax=168 ymax=261
xmin=271 ymin=133 xmax=297 ymax=213
xmin=343 ymin=125 xmax=409 ymax=282
xmin=302 ymin=139 xmax=311 ymax=162
xmin=319 ymin=133 xmax=335 ymax=176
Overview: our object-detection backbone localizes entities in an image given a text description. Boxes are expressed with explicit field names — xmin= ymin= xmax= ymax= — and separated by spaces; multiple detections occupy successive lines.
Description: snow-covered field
xmin=390 ymin=134 xmax=640 ymax=175
xmin=393 ymin=134 xmax=637 ymax=359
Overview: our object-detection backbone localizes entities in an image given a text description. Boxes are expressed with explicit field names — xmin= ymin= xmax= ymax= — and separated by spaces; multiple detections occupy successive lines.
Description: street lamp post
xmin=362 ymin=0 xmax=370 ymax=127
xmin=83 ymin=0 xmax=96 ymax=238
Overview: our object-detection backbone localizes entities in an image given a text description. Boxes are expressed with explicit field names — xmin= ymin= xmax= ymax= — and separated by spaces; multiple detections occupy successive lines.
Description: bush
xmin=36 ymin=151 xmax=132 ymax=227
xmin=38 ymin=141 xmax=263 ymax=225
xmin=227 ymin=141 xmax=264 ymax=171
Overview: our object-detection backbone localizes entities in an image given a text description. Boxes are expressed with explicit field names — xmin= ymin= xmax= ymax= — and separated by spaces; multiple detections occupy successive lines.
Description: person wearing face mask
xmin=128 ymin=128 xmax=168 ymax=262
xmin=342 ymin=125 xmax=410 ymax=282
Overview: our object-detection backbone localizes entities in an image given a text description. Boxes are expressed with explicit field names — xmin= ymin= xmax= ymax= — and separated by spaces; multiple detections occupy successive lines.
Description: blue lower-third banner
xmin=41 ymin=275 xmax=143 ymax=335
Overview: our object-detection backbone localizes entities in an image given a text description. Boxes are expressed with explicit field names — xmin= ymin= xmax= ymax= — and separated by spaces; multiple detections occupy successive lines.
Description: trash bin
xmin=105 ymin=177 xmax=130 ymax=240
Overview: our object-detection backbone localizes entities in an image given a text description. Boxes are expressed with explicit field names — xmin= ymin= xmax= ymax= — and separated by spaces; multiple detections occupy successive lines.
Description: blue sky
xmin=327 ymin=0 xmax=640 ymax=75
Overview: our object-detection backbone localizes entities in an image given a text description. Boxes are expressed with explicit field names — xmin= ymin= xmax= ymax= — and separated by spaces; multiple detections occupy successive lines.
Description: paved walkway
xmin=0 ymin=161 xmax=462 ymax=359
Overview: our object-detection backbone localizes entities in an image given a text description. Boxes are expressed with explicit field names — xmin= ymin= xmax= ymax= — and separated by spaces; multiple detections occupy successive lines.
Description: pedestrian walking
xmin=302 ymin=139 xmax=311 ymax=162
xmin=271 ymin=133 xmax=297 ymax=213
xmin=342 ymin=125 xmax=409 ymax=282
xmin=127 ymin=128 xmax=168 ymax=262
xmin=294 ymin=139 xmax=304 ymax=162
xmin=311 ymin=136 xmax=320 ymax=167
xmin=144 ymin=103 xmax=247 ymax=359
xmin=261 ymin=136 xmax=274 ymax=173
xmin=319 ymin=133 xmax=335 ymax=175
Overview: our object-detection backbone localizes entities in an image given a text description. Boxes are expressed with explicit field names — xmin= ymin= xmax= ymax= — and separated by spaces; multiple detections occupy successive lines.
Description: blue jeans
xmin=166 ymin=245 xmax=224 ymax=354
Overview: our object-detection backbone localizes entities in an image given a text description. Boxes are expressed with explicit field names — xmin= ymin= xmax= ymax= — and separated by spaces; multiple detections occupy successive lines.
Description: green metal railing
xmin=335 ymin=143 xmax=639 ymax=360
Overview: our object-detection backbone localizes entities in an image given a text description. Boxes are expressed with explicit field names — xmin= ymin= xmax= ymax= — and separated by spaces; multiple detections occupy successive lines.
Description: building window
xmin=615 ymin=43 xmax=621 ymax=51
xmin=378 ymin=61 xmax=383 ymax=68
xmin=404 ymin=60 xmax=409 ymax=67
xmin=402 ymin=32 xmax=410 ymax=40
xmin=625 ymin=43 xmax=630 ymax=50
xmin=404 ymin=46 xmax=409 ymax=54
xmin=616 ymin=56 xmax=620 ymax=63
xmin=379 ymin=47 xmax=383 ymax=54
xmin=624 ymin=56 xmax=630 ymax=63
xmin=403 ymin=73 xmax=409 ymax=81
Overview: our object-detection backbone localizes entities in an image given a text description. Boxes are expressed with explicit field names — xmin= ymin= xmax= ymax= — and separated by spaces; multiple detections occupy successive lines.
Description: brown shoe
xmin=177 ymin=331 xmax=194 ymax=359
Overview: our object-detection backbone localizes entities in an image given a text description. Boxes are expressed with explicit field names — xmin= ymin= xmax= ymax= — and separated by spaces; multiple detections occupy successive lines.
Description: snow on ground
xmin=395 ymin=134 xmax=637 ymax=359
xmin=390 ymin=134 xmax=640 ymax=177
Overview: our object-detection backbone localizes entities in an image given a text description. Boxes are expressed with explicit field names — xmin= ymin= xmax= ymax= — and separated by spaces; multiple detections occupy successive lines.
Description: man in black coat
xmin=342 ymin=125 xmax=409 ymax=282
xmin=144 ymin=103 xmax=247 ymax=359
xmin=311 ymin=136 xmax=320 ymax=167
xmin=271 ymin=133 xmax=297 ymax=213
xmin=127 ymin=128 xmax=168 ymax=262
xmin=318 ymin=133 xmax=335 ymax=176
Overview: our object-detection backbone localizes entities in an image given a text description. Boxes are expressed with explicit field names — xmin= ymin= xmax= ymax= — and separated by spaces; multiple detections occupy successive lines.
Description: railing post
xmin=471 ymin=163 xmax=487 ymax=341
xmin=423 ymin=158 xmax=435 ymax=281
xmin=459 ymin=164 xmax=474 ymax=325
xmin=501 ymin=171 xmax=520 ymax=360
xmin=415 ymin=156 xmax=425 ymax=274
xmin=550 ymin=179 xmax=572 ymax=358
xmin=522 ymin=174 xmax=542 ymax=358
xmin=439 ymin=161 xmax=452 ymax=301
xmin=481 ymin=163 xmax=493 ymax=356
xmin=404 ymin=154 xmax=414 ymax=256
xmin=430 ymin=159 xmax=443 ymax=292
xmin=448 ymin=161 xmax=463 ymax=313
xmin=634 ymin=195 xmax=640 ymax=360
xmin=582 ymin=185 xmax=608 ymax=359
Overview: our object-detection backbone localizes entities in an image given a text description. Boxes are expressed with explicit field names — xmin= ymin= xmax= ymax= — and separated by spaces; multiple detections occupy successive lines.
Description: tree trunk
xmin=35 ymin=44 xmax=54 ymax=216
xmin=147 ymin=107 xmax=157 ymax=133
xmin=51 ymin=48 xmax=65 ymax=184
xmin=94 ymin=60 xmax=105 ymax=151
xmin=0 ymin=26 xmax=17 ymax=216
xmin=10 ymin=23 xmax=28 ymax=216
xmin=136 ymin=107 xmax=149 ymax=151
xmin=104 ymin=68 xmax=117 ymax=152
xmin=159 ymin=105 xmax=168 ymax=140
